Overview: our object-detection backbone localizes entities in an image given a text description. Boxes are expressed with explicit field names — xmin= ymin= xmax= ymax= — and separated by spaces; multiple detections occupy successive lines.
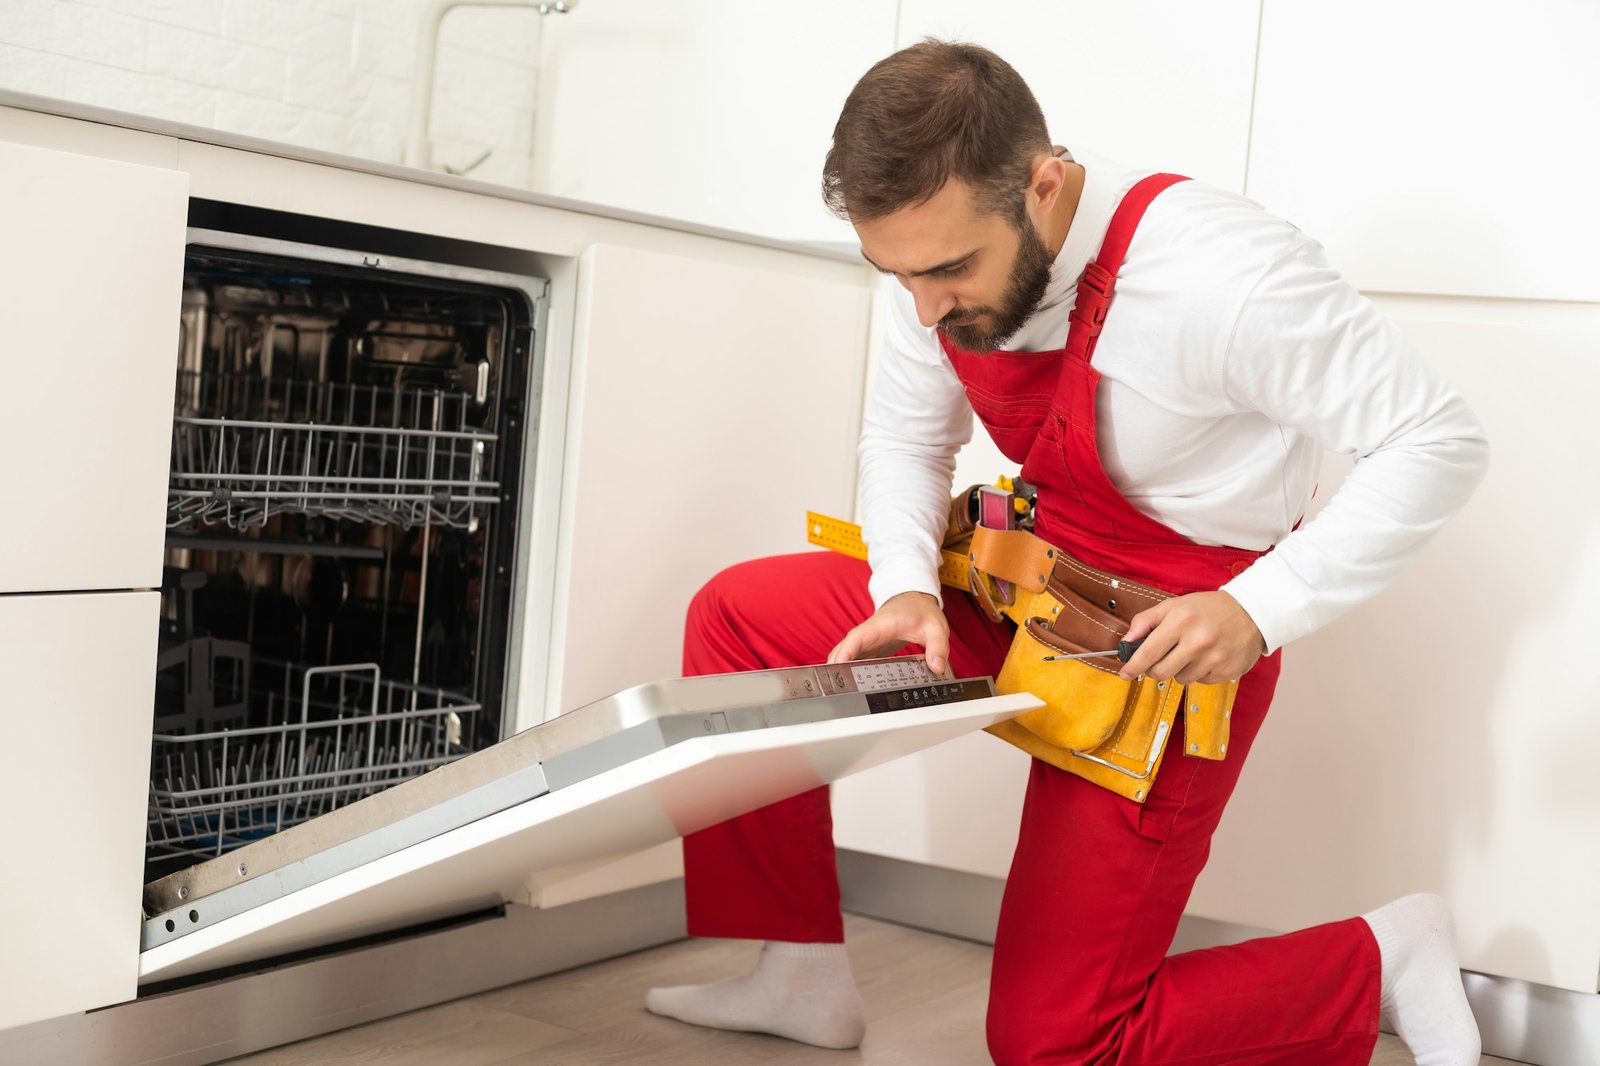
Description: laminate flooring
xmin=228 ymin=915 xmax=1525 ymax=1065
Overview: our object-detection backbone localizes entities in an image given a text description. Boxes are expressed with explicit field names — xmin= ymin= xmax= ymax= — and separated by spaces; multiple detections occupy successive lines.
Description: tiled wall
xmin=0 ymin=0 xmax=546 ymax=186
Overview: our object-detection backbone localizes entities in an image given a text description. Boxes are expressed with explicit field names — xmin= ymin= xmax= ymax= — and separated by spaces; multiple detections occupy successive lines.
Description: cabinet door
xmin=0 ymin=141 xmax=188 ymax=593
xmin=552 ymin=243 xmax=873 ymax=715
xmin=0 ymin=591 xmax=158 ymax=1029
xmin=1189 ymin=300 xmax=1600 ymax=995
xmin=1247 ymin=1 xmax=1600 ymax=301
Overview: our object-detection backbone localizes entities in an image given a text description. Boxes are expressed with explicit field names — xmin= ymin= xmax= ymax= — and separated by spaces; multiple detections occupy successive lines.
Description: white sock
xmin=1362 ymin=894 xmax=1481 ymax=1066
xmin=645 ymin=940 xmax=866 ymax=1049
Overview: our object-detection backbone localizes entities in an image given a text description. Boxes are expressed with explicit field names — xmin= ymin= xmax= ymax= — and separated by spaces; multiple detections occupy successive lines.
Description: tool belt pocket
xmin=994 ymin=614 xmax=1146 ymax=753
xmin=973 ymin=534 xmax=1239 ymax=803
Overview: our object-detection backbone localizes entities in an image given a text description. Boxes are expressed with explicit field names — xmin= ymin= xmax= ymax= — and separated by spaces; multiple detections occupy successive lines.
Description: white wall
xmin=0 ymin=0 xmax=546 ymax=186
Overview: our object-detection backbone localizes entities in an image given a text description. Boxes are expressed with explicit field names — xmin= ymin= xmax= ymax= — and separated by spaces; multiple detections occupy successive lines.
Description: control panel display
xmin=849 ymin=659 xmax=943 ymax=692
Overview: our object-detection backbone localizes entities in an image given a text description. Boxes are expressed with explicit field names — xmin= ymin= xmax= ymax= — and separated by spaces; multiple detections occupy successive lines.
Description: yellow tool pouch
xmin=802 ymin=495 xmax=1239 ymax=805
xmin=969 ymin=526 xmax=1239 ymax=804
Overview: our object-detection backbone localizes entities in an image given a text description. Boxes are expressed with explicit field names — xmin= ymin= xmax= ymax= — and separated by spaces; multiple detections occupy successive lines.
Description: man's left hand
xmin=1118 ymin=591 xmax=1265 ymax=684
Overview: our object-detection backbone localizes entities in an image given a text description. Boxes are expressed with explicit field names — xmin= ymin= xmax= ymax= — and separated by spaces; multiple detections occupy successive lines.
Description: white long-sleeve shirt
xmin=858 ymin=149 xmax=1489 ymax=653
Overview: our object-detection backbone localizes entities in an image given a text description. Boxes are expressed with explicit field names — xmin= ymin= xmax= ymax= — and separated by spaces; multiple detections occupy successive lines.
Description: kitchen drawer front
xmin=0 ymin=141 xmax=188 ymax=593
xmin=0 ymin=591 xmax=159 ymax=1029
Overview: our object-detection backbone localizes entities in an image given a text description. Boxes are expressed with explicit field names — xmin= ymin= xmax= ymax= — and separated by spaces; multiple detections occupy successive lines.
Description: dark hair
xmin=822 ymin=40 xmax=1050 ymax=224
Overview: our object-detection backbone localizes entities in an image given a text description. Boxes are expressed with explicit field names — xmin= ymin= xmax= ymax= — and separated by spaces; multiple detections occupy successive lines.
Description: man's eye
xmin=933 ymin=263 xmax=970 ymax=279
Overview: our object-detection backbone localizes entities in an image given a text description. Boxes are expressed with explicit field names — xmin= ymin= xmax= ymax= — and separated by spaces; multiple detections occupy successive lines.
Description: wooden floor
xmin=228 ymin=915 xmax=1525 ymax=1065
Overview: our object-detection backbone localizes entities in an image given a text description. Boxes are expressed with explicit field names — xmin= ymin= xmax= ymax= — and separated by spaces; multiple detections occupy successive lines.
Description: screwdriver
xmin=1041 ymin=637 xmax=1146 ymax=663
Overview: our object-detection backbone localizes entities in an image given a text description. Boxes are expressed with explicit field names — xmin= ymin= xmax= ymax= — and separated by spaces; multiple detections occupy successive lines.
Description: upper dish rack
xmin=168 ymin=370 xmax=499 ymax=531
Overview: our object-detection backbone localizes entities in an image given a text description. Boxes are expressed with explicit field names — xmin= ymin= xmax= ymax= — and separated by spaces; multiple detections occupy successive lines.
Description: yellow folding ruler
xmin=805 ymin=511 xmax=974 ymax=590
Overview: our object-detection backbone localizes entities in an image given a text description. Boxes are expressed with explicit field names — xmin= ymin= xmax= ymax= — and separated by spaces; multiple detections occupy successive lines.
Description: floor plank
xmin=227 ymin=915 xmax=1528 ymax=1065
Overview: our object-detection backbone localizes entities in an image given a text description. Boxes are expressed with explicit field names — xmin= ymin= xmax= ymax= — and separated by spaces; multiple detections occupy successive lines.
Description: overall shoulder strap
xmin=1064 ymin=173 xmax=1190 ymax=364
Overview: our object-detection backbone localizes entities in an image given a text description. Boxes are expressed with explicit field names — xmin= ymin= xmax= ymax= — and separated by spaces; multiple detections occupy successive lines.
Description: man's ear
xmin=1028 ymin=153 xmax=1068 ymax=215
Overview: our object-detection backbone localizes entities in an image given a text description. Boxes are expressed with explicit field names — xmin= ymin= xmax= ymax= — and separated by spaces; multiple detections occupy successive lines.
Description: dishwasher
xmin=147 ymin=227 xmax=540 ymax=890
xmin=0 ymin=222 xmax=1039 ymax=1065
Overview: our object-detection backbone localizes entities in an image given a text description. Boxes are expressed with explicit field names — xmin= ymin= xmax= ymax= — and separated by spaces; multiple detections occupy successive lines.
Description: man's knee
xmin=686 ymin=556 xmax=779 ymax=637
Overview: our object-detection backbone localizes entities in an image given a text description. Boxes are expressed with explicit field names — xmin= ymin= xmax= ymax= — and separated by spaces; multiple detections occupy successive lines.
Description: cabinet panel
xmin=553 ymin=244 xmax=871 ymax=714
xmin=0 ymin=591 xmax=158 ymax=1028
xmin=1188 ymin=298 xmax=1600 ymax=993
xmin=1248 ymin=1 xmax=1600 ymax=301
xmin=532 ymin=0 xmax=898 ymax=243
xmin=0 ymin=141 xmax=187 ymax=593
xmin=896 ymin=0 xmax=1262 ymax=192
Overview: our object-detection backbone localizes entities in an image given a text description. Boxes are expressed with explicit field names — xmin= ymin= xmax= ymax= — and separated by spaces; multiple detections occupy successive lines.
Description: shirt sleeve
xmin=1218 ymin=236 xmax=1489 ymax=652
xmin=858 ymin=285 xmax=975 ymax=610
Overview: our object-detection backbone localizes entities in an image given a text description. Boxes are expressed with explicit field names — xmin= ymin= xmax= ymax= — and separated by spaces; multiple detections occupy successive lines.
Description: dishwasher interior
xmin=147 ymin=230 xmax=544 ymax=886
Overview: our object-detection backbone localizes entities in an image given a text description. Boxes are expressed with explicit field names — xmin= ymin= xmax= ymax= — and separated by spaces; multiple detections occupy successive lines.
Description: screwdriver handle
xmin=1115 ymin=637 xmax=1146 ymax=663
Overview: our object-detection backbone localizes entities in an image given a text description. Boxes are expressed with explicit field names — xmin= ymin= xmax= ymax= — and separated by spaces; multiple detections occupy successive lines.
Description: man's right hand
xmin=826 ymin=591 xmax=952 ymax=675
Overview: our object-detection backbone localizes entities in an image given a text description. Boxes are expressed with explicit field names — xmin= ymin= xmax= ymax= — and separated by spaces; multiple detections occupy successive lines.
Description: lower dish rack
xmin=147 ymin=660 xmax=482 ymax=864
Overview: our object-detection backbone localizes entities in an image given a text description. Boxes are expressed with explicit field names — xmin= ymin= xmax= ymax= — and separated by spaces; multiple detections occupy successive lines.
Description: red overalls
xmin=680 ymin=176 xmax=1382 ymax=1064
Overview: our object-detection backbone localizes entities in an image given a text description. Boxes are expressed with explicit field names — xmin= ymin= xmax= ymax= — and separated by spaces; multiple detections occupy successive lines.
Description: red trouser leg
xmin=681 ymin=551 xmax=1013 ymax=943
xmin=985 ymin=658 xmax=1382 ymax=1066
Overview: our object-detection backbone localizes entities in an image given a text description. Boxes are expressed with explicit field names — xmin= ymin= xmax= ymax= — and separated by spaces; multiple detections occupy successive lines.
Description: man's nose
xmin=907 ymin=279 xmax=957 ymax=328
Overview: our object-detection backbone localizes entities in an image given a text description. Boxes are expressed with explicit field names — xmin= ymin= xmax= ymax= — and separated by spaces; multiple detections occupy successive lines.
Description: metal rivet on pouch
xmin=1110 ymin=579 xmax=1119 ymax=589
xmin=237 ymin=863 xmax=247 ymax=877
xmin=177 ymin=886 xmax=189 ymax=900
xmin=1134 ymin=790 xmax=1143 ymax=800
xmin=1157 ymin=681 xmax=1166 ymax=691
xmin=1220 ymin=744 xmax=1227 ymax=754
xmin=1224 ymin=710 xmax=1231 ymax=719
xmin=1190 ymin=743 xmax=1199 ymax=752
xmin=1107 ymin=599 xmax=1117 ymax=609
xmin=1189 ymin=703 xmax=1199 ymax=714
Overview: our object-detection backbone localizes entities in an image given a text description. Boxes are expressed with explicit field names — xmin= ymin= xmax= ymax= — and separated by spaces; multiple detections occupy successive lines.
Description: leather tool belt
xmin=964 ymin=524 xmax=1238 ymax=804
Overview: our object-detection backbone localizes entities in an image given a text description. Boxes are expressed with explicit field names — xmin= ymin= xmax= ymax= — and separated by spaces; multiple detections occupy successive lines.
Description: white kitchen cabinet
xmin=1189 ymin=297 xmax=1600 ymax=994
xmin=0 ymin=141 xmax=187 ymax=594
xmin=1247 ymin=1 xmax=1600 ymax=302
xmin=894 ymin=0 xmax=1262 ymax=192
xmin=531 ymin=0 xmax=899 ymax=243
xmin=0 ymin=591 xmax=159 ymax=1030
xmin=550 ymin=243 xmax=873 ymax=715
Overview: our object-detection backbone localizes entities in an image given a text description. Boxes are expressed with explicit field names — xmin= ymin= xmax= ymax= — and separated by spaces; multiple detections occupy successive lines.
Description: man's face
xmin=855 ymin=179 xmax=1053 ymax=352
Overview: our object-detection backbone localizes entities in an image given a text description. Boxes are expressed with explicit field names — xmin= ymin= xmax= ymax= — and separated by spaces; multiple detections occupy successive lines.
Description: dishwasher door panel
xmin=0 ymin=591 xmax=159 ymax=1029
xmin=0 ymin=142 xmax=188 ymax=593
xmin=138 ymin=689 xmax=1040 ymax=983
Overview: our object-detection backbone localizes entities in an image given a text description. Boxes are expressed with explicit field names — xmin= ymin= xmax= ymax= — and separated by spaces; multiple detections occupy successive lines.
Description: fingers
xmin=1120 ymin=594 xmax=1258 ymax=683
xmin=1121 ymin=601 xmax=1171 ymax=644
xmin=921 ymin=616 xmax=951 ymax=676
xmin=825 ymin=632 xmax=858 ymax=665
xmin=829 ymin=597 xmax=948 ymax=670
xmin=1119 ymin=602 xmax=1177 ymax=680
xmin=828 ymin=617 xmax=906 ymax=665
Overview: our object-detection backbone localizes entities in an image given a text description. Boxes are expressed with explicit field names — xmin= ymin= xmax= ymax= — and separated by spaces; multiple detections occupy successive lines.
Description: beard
xmin=937 ymin=219 xmax=1054 ymax=353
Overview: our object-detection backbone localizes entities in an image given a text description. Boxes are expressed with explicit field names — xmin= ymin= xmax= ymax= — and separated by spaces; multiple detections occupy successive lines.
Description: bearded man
xmin=645 ymin=39 xmax=1487 ymax=1066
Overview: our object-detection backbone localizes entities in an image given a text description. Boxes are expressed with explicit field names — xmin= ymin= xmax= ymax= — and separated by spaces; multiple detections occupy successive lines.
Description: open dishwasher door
xmin=138 ymin=658 xmax=1039 ymax=984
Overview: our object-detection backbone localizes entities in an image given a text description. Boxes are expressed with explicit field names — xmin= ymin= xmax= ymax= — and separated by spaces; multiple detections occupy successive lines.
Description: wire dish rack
xmin=168 ymin=371 xmax=500 ymax=530
xmin=147 ymin=660 xmax=482 ymax=863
